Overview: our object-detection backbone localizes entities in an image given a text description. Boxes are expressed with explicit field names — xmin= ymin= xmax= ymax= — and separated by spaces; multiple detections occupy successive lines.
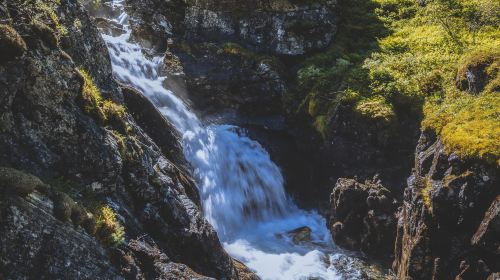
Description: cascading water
xmin=98 ymin=1 xmax=371 ymax=279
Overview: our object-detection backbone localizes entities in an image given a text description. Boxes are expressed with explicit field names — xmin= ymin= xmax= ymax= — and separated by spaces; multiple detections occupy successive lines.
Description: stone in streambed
xmin=287 ymin=226 xmax=312 ymax=244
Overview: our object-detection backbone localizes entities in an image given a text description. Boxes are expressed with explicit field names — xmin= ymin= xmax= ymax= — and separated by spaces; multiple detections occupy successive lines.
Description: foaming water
xmin=98 ymin=1 xmax=364 ymax=279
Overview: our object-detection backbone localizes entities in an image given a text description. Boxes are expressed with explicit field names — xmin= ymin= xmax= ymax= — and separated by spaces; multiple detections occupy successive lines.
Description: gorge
xmin=0 ymin=0 xmax=499 ymax=279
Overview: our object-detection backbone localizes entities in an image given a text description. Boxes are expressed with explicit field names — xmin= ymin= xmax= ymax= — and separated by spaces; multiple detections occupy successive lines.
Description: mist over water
xmin=98 ymin=1 xmax=364 ymax=279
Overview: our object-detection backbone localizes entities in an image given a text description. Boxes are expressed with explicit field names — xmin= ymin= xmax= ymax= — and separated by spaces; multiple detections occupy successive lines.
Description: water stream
xmin=98 ymin=1 xmax=370 ymax=279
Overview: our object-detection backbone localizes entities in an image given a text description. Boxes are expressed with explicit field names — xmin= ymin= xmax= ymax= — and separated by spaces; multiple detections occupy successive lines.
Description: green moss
xmin=52 ymin=191 xmax=76 ymax=222
xmin=313 ymin=115 xmax=330 ymax=138
xmin=0 ymin=24 xmax=27 ymax=64
xmin=78 ymin=67 xmax=127 ymax=129
xmin=0 ymin=167 xmax=46 ymax=197
xmin=37 ymin=1 xmax=68 ymax=37
xmin=109 ymin=130 xmax=128 ymax=160
xmin=456 ymin=45 xmax=500 ymax=93
xmin=421 ymin=177 xmax=433 ymax=212
xmin=423 ymin=93 xmax=500 ymax=166
xmin=95 ymin=206 xmax=125 ymax=246
xmin=78 ymin=67 xmax=106 ymax=120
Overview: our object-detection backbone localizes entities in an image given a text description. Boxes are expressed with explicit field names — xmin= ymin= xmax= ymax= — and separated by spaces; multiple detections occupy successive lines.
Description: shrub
xmin=78 ymin=67 xmax=106 ymax=120
xmin=37 ymin=1 xmax=68 ymax=37
xmin=292 ymin=0 xmax=500 ymax=165
xmin=95 ymin=206 xmax=125 ymax=246
xmin=423 ymin=93 xmax=500 ymax=166
xmin=78 ymin=67 xmax=127 ymax=127
xmin=355 ymin=96 xmax=395 ymax=122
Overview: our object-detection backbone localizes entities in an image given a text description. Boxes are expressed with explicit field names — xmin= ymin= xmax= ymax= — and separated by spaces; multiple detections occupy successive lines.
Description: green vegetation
xmin=78 ymin=67 xmax=127 ymax=126
xmin=36 ymin=0 xmax=68 ymax=36
xmin=421 ymin=177 xmax=434 ymax=211
xmin=355 ymin=96 xmax=395 ymax=122
xmin=95 ymin=206 xmax=125 ymax=246
xmin=293 ymin=0 xmax=500 ymax=165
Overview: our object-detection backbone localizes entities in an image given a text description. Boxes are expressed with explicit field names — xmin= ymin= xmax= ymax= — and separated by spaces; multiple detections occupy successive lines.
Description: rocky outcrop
xmin=0 ymin=0 xmax=249 ymax=279
xmin=393 ymin=130 xmax=500 ymax=280
xmin=182 ymin=0 xmax=337 ymax=55
xmin=121 ymin=0 xmax=336 ymax=117
xmin=168 ymin=42 xmax=286 ymax=116
xmin=125 ymin=0 xmax=337 ymax=56
xmin=0 ymin=192 xmax=122 ymax=280
xmin=328 ymin=177 xmax=397 ymax=256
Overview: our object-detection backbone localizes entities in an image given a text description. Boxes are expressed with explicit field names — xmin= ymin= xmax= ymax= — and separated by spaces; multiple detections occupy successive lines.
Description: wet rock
xmin=93 ymin=17 xmax=127 ymax=37
xmin=393 ymin=130 xmax=500 ymax=280
xmin=328 ymin=177 xmax=397 ymax=256
xmin=233 ymin=259 xmax=260 ymax=280
xmin=115 ymin=237 xmax=215 ymax=280
xmin=287 ymin=226 xmax=312 ymax=244
xmin=121 ymin=85 xmax=187 ymax=171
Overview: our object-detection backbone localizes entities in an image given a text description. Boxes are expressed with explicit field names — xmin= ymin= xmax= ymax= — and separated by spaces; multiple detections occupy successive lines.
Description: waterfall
xmin=98 ymin=1 xmax=365 ymax=279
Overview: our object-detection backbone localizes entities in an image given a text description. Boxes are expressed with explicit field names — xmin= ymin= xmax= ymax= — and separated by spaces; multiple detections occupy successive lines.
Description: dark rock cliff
xmin=0 ymin=0 xmax=252 ymax=279
xmin=392 ymin=131 xmax=499 ymax=280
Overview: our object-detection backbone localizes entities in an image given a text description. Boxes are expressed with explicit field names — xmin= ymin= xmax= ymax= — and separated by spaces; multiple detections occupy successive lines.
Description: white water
xmin=99 ymin=1 xmax=366 ymax=279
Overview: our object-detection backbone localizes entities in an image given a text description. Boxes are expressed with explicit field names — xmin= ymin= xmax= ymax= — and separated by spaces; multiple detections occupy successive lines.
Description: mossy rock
xmin=0 ymin=24 xmax=27 ymax=64
xmin=0 ymin=167 xmax=46 ymax=197
xmin=70 ymin=204 xmax=88 ymax=227
xmin=52 ymin=192 xmax=76 ymax=222
xmin=82 ymin=213 xmax=97 ymax=235
xmin=31 ymin=20 xmax=59 ymax=49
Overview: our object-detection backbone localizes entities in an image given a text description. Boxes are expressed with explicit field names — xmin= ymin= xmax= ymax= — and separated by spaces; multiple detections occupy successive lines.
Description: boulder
xmin=287 ymin=226 xmax=312 ymax=244
xmin=328 ymin=177 xmax=397 ymax=255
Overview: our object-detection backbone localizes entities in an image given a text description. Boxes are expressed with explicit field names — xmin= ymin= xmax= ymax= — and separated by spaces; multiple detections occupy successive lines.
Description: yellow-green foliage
xmin=421 ymin=177 xmax=433 ymax=211
xmin=109 ymin=130 xmax=127 ymax=159
xmin=73 ymin=19 xmax=82 ymax=30
xmin=95 ymin=206 xmax=125 ymax=246
xmin=102 ymin=100 xmax=125 ymax=122
xmin=78 ymin=67 xmax=106 ymax=120
xmin=222 ymin=42 xmax=249 ymax=56
xmin=37 ymin=1 xmax=68 ymax=36
xmin=78 ymin=67 xmax=126 ymax=125
xmin=456 ymin=45 xmax=500 ymax=93
xmin=294 ymin=0 xmax=500 ymax=163
xmin=355 ymin=96 xmax=395 ymax=122
xmin=423 ymin=93 xmax=500 ymax=165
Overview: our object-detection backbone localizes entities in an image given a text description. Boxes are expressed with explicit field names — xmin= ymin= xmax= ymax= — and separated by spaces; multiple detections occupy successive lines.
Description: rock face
xmin=123 ymin=0 xmax=336 ymax=117
xmin=328 ymin=177 xmax=397 ymax=256
xmin=393 ymin=130 xmax=500 ymax=280
xmin=0 ymin=0 xmax=250 ymax=279
xmin=169 ymin=42 xmax=286 ymax=116
xmin=182 ymin=0 xmax=337 ymax=55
